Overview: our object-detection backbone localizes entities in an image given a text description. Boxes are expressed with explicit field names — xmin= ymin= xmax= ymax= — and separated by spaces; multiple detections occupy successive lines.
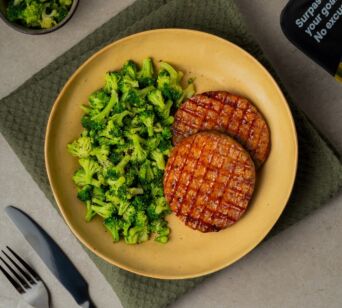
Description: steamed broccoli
xmin=90 ymin=144 xmax=109 ymax=164
xmin=111 ymin=110 xmax=132 ymax=126
xmin=157 ymin=62 xmax=185 ymax=102
xmin=118 ymin=75 xmax=139 ymax=94
xmin=104 ymin=217 xmax=121 ymax=242
xmin=122 ymin=60 xmax=138 ymax=79
xmin=126 ymin=133 xmax=147 ymax=163
xmin=72 ymin=158 xmax=100 ymax=187
xmin=91 ymin=200 xmax=115 ymax=219
xmin=148 ymin=89 xmax=165 ymax=111
xmin=85 ymin=201 xmax=96 ymax=222
xmin=77 ymin=185 xmax=92 ymax=202
xmin=92 ymin=90 xmax=119 ymax=122
xmin=137 ymin=58 xmax=155 ymax=87
xmin=6 ymin=0 xmax=73 ymax=29
xmin=151 ymin=149 xmax=165 ymax=170
xmin=68 ymin=58 xmax=196 ymax=244
xmin=88 ymin=90 xmax=110 ymax=110
xmin=139 ymin=110 xmax=155 ymax=137
xmin=67 ymin=136 xmax=92 ymax=158
xmin=138 ymin=160 xmax=155 ymax=184
xmin=104 ymin=72 xmax=121 ymax=93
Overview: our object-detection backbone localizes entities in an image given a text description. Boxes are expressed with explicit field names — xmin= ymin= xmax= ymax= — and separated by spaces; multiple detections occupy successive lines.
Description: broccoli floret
xmin=151 ymin=149 xmax=165 ymax=170
xmin=122 ymin=86 xmax=154 ymax=107
xmin=88 ymin=90 xmax=110 ymax=110
xmin=114 ymin=155 xmax=131 ymax=176
xmin=128 ymin=187 xmax=144 ymax=195
xmin=150 ymin=219 xmax=170 ymax=243
xmin=81 ymin=115 xmax=104 ymax=131
xmin=107 ymin=176 xmax=126 ymax=191
xmin=104 ymin=72 xmax=121 ymax=93
xmin=148 ymin=183 xmax=163 ymax=200
xmin=157 ymin=62 xmax=184 ymax=101
xmin=91 ymin=200 xmax=115 ymax=219
xmin=77 ymin=185 xmax=92 ymax=202
xmin=123 ymin=205 xmax=136 ymax=223
xmin=92 ymin=90 xmax=119 ymax=122
xmin=118 ymin=75 xmax=139 ymax=94
xmin=98 ymin=119 xmax=122 ymax=140
xmin=138 ymin=160 xmax=155 ymax=184
xmin=148 ymin=89 xmax=165 ymax=111
xmin=122 ymin=60 xmax=138 ymax=79
xmin=176 ymin=83 xmax=195 ymax=107
xmin=111 ymin=110 xmax=132 ymax=126
xmin=85 ymin=201 xmax=96 ymax=222
xmin=97 ymin=136 xmax=125 ymax=146
xmin=135 ymin=210 xmax=148 ymax=226
xmin=93 ymin=186 xmax=105 ymax=200
xmin=125 ymin=225 xmax=149 ymax=244
xmin=159 ymin=138 xmax=172 ymax=153
xmin=72 ymin=158 xmax=100 ymax=187
xmin=126 ymin=133 xmax=147 ymax=163
xmin=161 ymin=127 xmax=172 ymax=139
xmin=139 ymin=110 xmax=155 ymax=137
xmin=104 ymin=217 xmax=121 ymax=242
xmin=125 ymin=168 xmax=136 ymax=186
xmin=118 ymin=200 xmax=130 ymax=216
xmin=59 ymin=0 xmax=73 ymax=6
xmin=159 ymin=62 xmax=180 ymax=82
xmin=132 ymin=197 xmax=148 ymax=211
xmin=90 ymin=145 xmax=109 ymax=164
xmin=21 ymin=2 xmax=43 ymax=27
xmin=105 ymin=189 xmax=121 ymax=204
xmin=145 ymin=135 xmax=161 ymax=151
xmin=67 ymin=136 xmax=92 ymax=158
xmin=137 ymin=58 xmax=155 ymax=87
xmin=159 ymin=99 xmax=173 ymax=120
xmin=6 ymin=1 xmax=24 ymax=22
xmin=40 ymin=4 xmax=58 ymax=29
xmin=155 ymin=197 xmax=170 ymax=215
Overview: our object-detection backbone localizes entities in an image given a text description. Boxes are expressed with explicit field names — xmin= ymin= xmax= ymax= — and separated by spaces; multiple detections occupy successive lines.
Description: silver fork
xmin=0 ymin=246 xmax=49 ymax=308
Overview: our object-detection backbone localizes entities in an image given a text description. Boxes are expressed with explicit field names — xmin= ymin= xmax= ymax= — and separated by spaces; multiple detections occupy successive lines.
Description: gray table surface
xmin=0 ymin=1 xmax=342 ymax=307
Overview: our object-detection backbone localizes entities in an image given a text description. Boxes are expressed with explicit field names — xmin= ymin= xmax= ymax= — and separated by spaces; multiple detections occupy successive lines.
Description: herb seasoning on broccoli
xmin=7 ymin=0 xmax=73 ymax=29
xmin=67 ymin=58 xmax=195 ymax=244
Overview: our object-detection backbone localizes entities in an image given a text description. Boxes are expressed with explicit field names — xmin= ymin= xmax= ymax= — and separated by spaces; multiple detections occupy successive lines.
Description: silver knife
xmin=5 ymin=206 xmax=96 ymax=308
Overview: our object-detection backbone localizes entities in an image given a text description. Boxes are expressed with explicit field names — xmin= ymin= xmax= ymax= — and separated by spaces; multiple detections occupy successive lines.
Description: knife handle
xmin=80 ymin=300 xmax=96 ymax=308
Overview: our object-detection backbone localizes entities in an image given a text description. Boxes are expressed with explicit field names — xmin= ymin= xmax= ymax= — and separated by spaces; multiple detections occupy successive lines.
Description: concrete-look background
xmin=0 ymin=1 xmax=341 ymax=307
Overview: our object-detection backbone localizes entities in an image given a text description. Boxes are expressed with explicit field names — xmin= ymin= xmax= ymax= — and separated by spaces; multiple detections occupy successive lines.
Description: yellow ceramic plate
xmin=45 ymin=29 xmax=297 ymax=279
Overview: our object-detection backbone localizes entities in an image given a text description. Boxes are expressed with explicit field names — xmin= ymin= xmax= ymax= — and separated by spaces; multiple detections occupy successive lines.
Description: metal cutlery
xmin=0 ymin=246 xmax=49 ymax=308
xmin=5 ymin=206 xmax=96 ymax=308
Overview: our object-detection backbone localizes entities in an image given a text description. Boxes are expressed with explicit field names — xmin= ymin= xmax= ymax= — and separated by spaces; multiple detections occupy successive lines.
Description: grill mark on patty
xmin=173 ymin=91 xmax=270 ymax=168
xmin=164 ymin=132 xmax=256 ymax=232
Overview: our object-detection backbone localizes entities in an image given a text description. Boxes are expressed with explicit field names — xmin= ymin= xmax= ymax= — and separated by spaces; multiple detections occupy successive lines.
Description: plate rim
xmin=45 ymin=28 xmax=298 ymax=279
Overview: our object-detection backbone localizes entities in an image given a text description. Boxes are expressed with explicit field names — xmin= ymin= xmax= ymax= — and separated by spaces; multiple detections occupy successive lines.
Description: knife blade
xmin=5 ymin=206 xmax=95 ymax=308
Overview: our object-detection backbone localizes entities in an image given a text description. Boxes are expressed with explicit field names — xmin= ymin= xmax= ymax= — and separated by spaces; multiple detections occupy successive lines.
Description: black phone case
xmin=281 ymin=0 xmax=342 ymax=81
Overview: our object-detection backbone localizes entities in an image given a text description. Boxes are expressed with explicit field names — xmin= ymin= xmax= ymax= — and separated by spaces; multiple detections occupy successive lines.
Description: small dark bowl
xmin=0 ymin=0 xmax=79 ymax=35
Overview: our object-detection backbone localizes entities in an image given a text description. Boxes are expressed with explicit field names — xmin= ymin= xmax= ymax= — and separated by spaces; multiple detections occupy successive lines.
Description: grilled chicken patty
xmin=172 ymin=91 xmax=270 ymax=167
xmin=164 ymin=132 xmax=256 ymax=232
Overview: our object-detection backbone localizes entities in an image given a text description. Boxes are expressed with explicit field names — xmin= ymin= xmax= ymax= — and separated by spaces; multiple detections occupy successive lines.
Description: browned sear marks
xmin=164 ymin=132 xmax=256 ymax=232
xmin=172 ymin=91 xmax=270 ymax=168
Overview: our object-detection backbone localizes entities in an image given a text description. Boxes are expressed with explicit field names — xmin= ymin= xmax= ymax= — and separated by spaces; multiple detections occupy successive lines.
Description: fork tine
xmin=6 ymin=246 xmax=41 ymax=281
xmin=0 ymin=256 xmax=30 ymax=289
xmin=2 ymin=250 xmax=36 ymax=285
xmin=0 ymin=263 xmax=25 ymax=294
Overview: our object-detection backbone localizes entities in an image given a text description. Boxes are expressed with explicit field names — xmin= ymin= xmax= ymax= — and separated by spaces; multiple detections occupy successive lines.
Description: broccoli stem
xmin=92 ymin=90 xmax=118 ymax=122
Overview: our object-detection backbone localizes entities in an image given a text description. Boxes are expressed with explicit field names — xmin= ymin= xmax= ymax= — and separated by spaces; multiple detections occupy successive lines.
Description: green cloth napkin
xmin=1 ymin=0 xmax=342 ymax=307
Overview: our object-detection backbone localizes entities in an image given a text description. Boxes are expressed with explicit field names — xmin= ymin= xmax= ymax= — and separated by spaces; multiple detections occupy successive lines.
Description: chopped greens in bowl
xmin=67 ymin=58 xmax=195 ymax=244
xmin=6 ymin=0 xmax=73 ymax=29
